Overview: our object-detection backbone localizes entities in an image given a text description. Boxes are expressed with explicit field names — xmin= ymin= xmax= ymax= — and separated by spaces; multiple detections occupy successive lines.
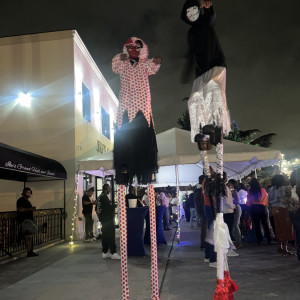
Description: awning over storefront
xmin=0 ymin=142 xmax=67 ymax=182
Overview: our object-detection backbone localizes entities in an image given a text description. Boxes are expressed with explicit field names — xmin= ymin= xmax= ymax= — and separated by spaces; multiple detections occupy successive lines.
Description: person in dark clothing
xmin=183 ymin=193 xmax=191 ymax=222
xmin=82 ymin=187 xmax=96 ymax=241
xmin=97 ymin=184 xmax=121 ymax=260
xmin=16 ymin=187 xmax=38 ymax=257
xmin=181 ymin=0 xmax=226 ymax=80
xmin=194 ymin=175 xmax=207 ymax=248
xmin=187 ymin=192 xmax=199 ymax=228
xmin=284 ymin=168 xmax=300 ymax=261
xmin=125 ymin=185 xmax=143 ymax=207
xmin=181 ymin=0 xmax=231 ymax=217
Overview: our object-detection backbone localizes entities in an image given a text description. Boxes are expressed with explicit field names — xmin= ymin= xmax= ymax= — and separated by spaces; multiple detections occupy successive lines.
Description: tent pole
xmin=254 ymin=168 xmax=257 ymax=179
xmin=175 ymin=165 xmax=181 ymax=242
xmin=175 ymin=165 xmax=179 ymax=202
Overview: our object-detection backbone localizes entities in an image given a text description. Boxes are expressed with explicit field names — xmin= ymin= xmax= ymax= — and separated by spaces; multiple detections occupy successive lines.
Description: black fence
xmin=0 ymin=208 xmax=63 ymax=257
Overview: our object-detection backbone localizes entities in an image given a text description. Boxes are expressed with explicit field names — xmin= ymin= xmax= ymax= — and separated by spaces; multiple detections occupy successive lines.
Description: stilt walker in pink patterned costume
xmin=181 ymin=1 xmax=238 ymax=299
xmin=112 ymin=37 xmax=162 ymax=300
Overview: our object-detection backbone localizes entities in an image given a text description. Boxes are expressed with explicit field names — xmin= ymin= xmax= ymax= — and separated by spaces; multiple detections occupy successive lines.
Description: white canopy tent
xmin=78 ymin=128 xmax=282 ymax=186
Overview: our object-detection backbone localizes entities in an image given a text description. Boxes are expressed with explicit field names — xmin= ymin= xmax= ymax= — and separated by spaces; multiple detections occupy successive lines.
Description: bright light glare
xmin=17 ymin=92 xmax=32 ymax=107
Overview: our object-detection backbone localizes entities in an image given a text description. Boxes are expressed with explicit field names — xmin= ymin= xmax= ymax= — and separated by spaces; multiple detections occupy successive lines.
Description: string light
xmin=281 ymin=155 xmax=300 ymax=176
xmin=69 ymin=172 xmax=79 ymax=247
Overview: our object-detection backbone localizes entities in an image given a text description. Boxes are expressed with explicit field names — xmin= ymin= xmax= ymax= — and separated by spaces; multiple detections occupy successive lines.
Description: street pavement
xmin=0 ymin=221 xmax=299 ymax=300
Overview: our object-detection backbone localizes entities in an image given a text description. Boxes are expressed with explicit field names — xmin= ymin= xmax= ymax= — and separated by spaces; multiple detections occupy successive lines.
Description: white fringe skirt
xmin=188 ymin=67 xmax=231 ymax=142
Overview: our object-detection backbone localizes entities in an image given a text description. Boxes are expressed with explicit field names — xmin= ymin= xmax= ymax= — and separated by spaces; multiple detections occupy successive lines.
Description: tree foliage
xmin=176 ymin=104 xmax=277 ymax=148
xmin=224 ymin=120 xmax=276 ymax=148
xmin=250 ymin=133 xmax=277 ymax=148
xmin=177 ymin=108 xmax=191 ymax=131
xmin=177 ymin=97 xmax=191 ymax=131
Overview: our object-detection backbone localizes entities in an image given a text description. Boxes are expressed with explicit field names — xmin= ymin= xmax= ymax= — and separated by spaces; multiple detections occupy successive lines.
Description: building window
xmin=101 ymin=107 xmax=110 ymax=140
xmin=82 ymin=83 xmax=91 ymax=123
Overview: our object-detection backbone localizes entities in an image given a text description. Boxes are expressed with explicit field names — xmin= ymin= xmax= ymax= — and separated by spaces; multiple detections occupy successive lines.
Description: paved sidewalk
xmin=0 ymin=222 xmax=299 ymax=300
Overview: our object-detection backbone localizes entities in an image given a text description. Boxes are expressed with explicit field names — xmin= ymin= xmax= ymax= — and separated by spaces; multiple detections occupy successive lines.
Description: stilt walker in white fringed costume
xmin=112 ymin=37 xmax=162 ymax=300
xmin=181 ymin=1 xmax=238 ymax=299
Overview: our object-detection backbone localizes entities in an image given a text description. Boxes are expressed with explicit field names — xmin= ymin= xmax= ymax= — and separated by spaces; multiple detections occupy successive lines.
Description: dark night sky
xmin=0 ymin=0 xmax=299 ymax=158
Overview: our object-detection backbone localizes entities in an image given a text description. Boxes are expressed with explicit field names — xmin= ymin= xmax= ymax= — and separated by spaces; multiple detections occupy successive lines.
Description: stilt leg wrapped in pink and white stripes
xmin=147 ymin=184 xmax=160 ymax=300
xmin=118 ymin=185 xmax=129 ymax=300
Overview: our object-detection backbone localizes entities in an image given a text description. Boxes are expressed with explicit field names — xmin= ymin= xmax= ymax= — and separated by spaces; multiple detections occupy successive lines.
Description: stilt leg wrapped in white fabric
xmin=200 ymin=150 xmax=211 ymax=176
xmin=216 ymin=143 xmax=223 ymax=176
xmin=213 ymin=213 xmax=238 ymax=299
xmin=214 ymin=213 xmax=230 ymax=280
xmin=147 ymin=184 xmax=160 ymax=300
xmin=117 ymin=185 xmax=130 ymax=300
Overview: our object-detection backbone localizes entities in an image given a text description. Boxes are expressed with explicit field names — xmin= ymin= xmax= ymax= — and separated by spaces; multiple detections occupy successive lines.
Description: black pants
xmin=251 ymin=205 xmax=271 ymax=243
xmin=196 ymin=200 xmax=207 ymax=248
xmin=163 ymin=207 xmax=170 ymax=229
xmin=224 ymin=213 xmax=235 ymax=241
xmin=101 ymin=220 xmax=116 ymax=254
xmin=84 ymin=213 xmax=93 ymax=239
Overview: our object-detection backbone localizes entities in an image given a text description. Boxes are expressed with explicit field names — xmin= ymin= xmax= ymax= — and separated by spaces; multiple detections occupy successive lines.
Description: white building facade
xmin=0 ymin=30 xmax=118 ymax=239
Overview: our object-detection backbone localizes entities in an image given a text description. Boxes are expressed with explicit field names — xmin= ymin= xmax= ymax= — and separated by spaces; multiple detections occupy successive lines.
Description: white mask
xmin=186 ymin=6 xmax=200 ymax=22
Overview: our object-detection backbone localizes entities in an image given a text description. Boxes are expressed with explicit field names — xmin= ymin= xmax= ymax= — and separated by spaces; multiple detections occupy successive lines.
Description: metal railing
xmin=0 ymin=208 xmax=63 ymax=257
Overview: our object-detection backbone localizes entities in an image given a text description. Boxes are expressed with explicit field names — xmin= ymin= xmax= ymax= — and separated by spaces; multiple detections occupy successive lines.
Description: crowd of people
xmin=78 ymin=167 xmax=300 ymax=264
xmin=17 ymin=167 xmax=300 ymax=262
xmin=80 ymin=184 xmax=180 ymax=260
xmin=124 ymin=186 xmax=180 ymax=231
xmin=178 ymin=167 xmax=300 ymax=267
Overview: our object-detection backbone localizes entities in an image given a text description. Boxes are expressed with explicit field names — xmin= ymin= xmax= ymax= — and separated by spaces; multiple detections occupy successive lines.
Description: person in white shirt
xmin=142 ymin=190 xmax=149 ymax=206
xmin=160 ymin=190 xmax=171 ymax=231
xmin=222 ymin=173 xmax=239 ymax=257
xmin=228 ymin=179 xmax=242 ymax=247
xmin=237 ymin=183 xmax=248 ymax=204
xmin=171 ymin=194 xmax=179 ymax=225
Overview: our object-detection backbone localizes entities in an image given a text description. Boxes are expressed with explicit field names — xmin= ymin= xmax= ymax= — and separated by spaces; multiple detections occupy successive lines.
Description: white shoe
xmin=227 ymin=250 xmax=239 ymax=257
xmin=209 ymin=262 xmax=217 ymax=268
xmin=204 ymin=258 xmax=210 ymax=263
xmin=111 ymin=253 xmax=121 ymax=260
xmin=102 ymin=252 xmax=112 ymax=259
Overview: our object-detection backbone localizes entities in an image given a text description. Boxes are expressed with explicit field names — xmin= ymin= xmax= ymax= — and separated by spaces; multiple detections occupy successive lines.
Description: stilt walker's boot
xmin=195 ymin=125 xmax=213 ymax=151
xmin=194 ymin=133 xmax=213 ymax=150
xmin=202 ymin=125 xmax=223 ymax=146
xmin=224 ymin=270 xmax=239 ymax=299
xmin=202 ymin=124 xmax=215 ymax=140
xmin=214 ymin=279 xmax=226 ymax=300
